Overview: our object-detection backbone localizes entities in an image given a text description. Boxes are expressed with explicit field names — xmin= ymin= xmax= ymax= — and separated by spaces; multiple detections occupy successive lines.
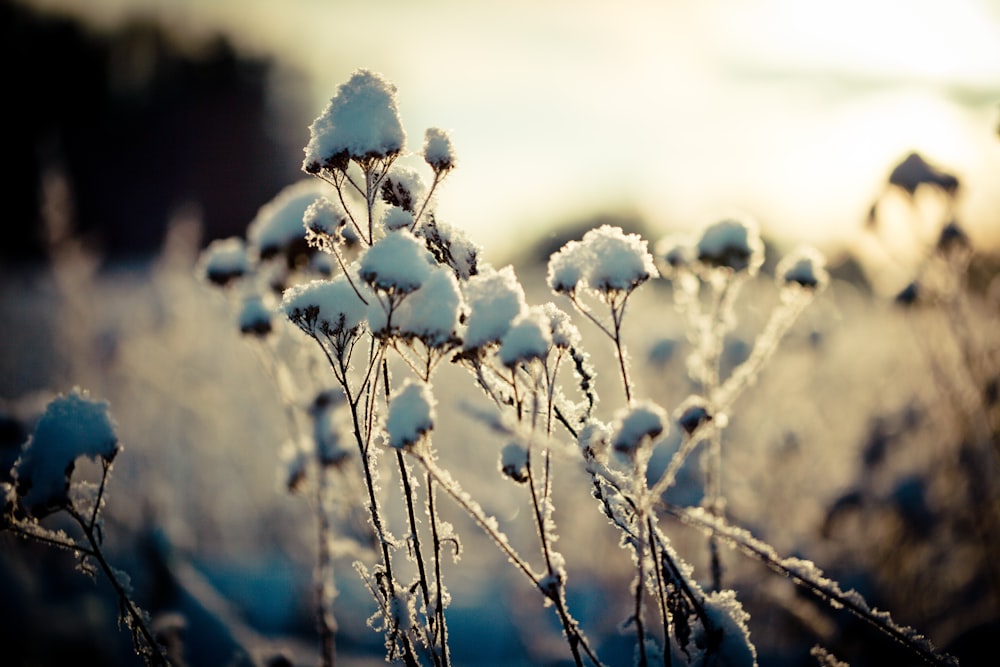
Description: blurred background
xmin=2 ymin=1 xmax=1000 ymax=666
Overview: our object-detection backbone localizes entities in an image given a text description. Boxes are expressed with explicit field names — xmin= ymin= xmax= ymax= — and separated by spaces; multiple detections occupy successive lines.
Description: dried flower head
xmin=500 ymin=442 xmax=529 ymax=483
xmin=247 ymin=180 xmax=325 ymax=263
xmin=776 ymin=246 xmax=828 ymax=291
xmin=282 ymin=274 xmax=369 ymax=337
xmin=423 ymin=127 xmax=456 ymax=173
xmin=238 ymin=294 xmax=273 ymax=337
xmin=611 ymin=401 xmax=666 ymax=457
xmin=199 ymin=237 xmax=250 ymax=287
xmin=696 ymin=216 xmax=764 ymax=275
xmin=547 ymin=225 xmax=658 ymax=297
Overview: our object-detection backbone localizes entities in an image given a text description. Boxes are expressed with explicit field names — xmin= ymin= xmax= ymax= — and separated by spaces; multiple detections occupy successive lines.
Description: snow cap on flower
xmin=282 ymin=273 xmax=369 ymax=336
xmin=499 ymin=442 xmax=529 ymax=483
xmin=888 ymin=152 xmax=959 ymax=196
xmin=303 ymin=197 xmax=350 ymax=253
xmin=547 ymin=225 xmax=657 ymax=296
xmin=611 ymin=401 xmax=666 ymax=456
xmin=238 ymin=293 xmax=273 ymax=337
xmin=360 ymin=229 xmax=432 ymax=294
xmin=247 ymin=180 xmax=325 ymax=261
xmin=381 ymin=164 xmax=427 ymax=213
xmin=499 ymin=308 xmax=553 ymax=367
xmin=577 ymin=420 xmax=611 ymax=460
xmin=303 ymin=69 xmax=406 ymax=173
xmin=199 ymin=237 xmax=250 ymax=287
xmin=12 ymin=389 xmax=120 ymax=516
xmin=654 ymin=234 xmax=696 ymax=278
xmin=696 ymin=216 xmax=764 ymax=275
xmin=541 ymin=302 xmax=580 ymax=350
xmin=675 ymin=396 xmax=712 ymax=435
xmin=392 ymin=265 xmax=464 ymax=348
xmin=423 ymin=127 xmax=456 ymax=173
xmin=462 ymin=266 xmax=527 ymax=350
xmin=776 ymin=246 xmax=828 ymax=291
xmin=386 ymin=381 xmax=435 ymax=449
xmin=382 ymin=206 xmax=414 ymax=232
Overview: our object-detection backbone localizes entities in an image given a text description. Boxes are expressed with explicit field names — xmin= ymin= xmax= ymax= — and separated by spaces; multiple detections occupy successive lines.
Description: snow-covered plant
xmin=2 ymin=389 xmax=170 ymax=666
xmin=195 ymin=68 xmax=959 ymax=667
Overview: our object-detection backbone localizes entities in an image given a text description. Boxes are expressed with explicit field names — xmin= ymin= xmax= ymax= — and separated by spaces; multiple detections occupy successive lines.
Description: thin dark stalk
xmin=426 ymin=473 xmax=451 ymax=667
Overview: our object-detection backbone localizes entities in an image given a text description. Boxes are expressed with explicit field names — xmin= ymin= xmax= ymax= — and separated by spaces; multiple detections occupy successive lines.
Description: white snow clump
xmin=387 ymin=381 xmax=435 ymax=449
xmin=423 ymin=127 xmax=456 ymax=173
xmin=360 ymin=229 xmax=432 ymax=294
xmin=776 ymin=246 xmax=828 ymax=291
xmin=499 ymin=308 xmax=553 ymax=367
xmin=282 ymin=273 xmax=369 ymax=336
xmin=462 ymin=266 xmax=527 ymax=350
xmin=695 ymin=216 xmax=764 ymax=275
xmin=303 ymin=69 xmax=405 ymax=172
xmin=390 ymin=266 xmax=464 ymax=348
xmin=499 ymin=442 xmax=529 ymax=483
xmin=12 ymin=389 xmax=120 ymax=515
xmin=199 ymin=237 xmax=250 ymax=286
xmin=611 ymin=401 xmax=666 ymax=456
xmin=547 ymin=225 xmax=657 ymax=296
xmin=247 ymin=180 xmax=325 ymax=259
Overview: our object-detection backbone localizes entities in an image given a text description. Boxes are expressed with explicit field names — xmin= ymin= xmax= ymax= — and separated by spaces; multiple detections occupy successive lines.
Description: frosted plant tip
xmin=776 ymin=246 xmax=828 ymax=291
xmin=423 ymin=127 xmax=456 ymax=173
xmin=387 ymin=381 xmax=436 ymax=449
xmin=500 ymin=442 xmax=529 ymax=483
xmin=696 ymin=216 xmax=764 ymax=275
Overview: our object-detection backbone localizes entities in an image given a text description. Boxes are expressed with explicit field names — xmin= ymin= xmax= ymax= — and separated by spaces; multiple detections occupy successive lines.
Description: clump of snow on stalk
xmin=654 ymin=234 xmax=696 ymax=278
xmin=282 ymin=273 xmax=369 ymax=336
xmin=360 ymin=229 xmax=432 ymax=294
xmin=199 ymin=237 xmax=249 ymax=286
xmin=417 ymin=217 xmax=481 ymax=280
xmin=381 ymin=205 xmax=414 ymax=232
xmin=423 ymin=127 xmax=456 ymax=173
xmin=387 ymin=381 xmax=435 ymax=449
xmin=12 ymin=389 xmax=120 ymax=515
xmin=238 ymin=293 xmax=273 ymax=337
xmin=776 ymin=246 xmax=828 ymax=291
xmin=499 ymin=308 xmax=553 ymax=367
xmin=675 ymin=396 xmax=713 ymax=435
xmin=381 ymin=164 xmax=427 ymax=213
xmin=699 ymin=589 xmax=758 ymax=667
xmin=462 ymin=266 xmax=527 ymax=350
xmin=499 ymin=442 xmax=529 ymax=483
xmin=578 ymin=420 xmax=611 ymax=459
xmin=540 ymin=302 xmax=580 ymax=349
xmin=303 ymin=69 xmax=405 ymax=172
xmin=547 ymin=225 xmax=657 ymax=297
xmin=391 ymin=265 xmax=464 ymax=348
xmin=303 ymin=197 xmax=350 ymax=252
xmin=695 ymin=216 xmax=764 ymax=275
xmin=247 ymin=180 xmax=325 ymax=260
xmin=611 ymin=401 xmax=666 ymax=456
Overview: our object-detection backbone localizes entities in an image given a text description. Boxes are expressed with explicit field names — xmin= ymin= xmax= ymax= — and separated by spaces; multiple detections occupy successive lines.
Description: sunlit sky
xmin=24 ymin=0 xmax=1000 ymax=260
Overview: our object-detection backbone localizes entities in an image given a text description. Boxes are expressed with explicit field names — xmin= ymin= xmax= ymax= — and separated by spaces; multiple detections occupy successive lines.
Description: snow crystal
xmin=303 ymin=69 xmax=405 ymax=172
xmin=199 ymin=237 xmax=250 ymax=286
xmin=499 ymin=442 xmax=529 ymax=483
xmin=611 ymin=401 xmax=665 ymax=455
xmin=695 ymin=216 xmax=764 ymax=275
xmin=282 ymin=273 xmax=369 ymax=336
xmin=423 ymin=127 xmax=456 ymax=172
xmin=238 ymin=293 xmax=273 ymax=337
xmin=499 ymin=309 xmax=552 ymax=367
xmin=776 ymin=246 xmax=828 ymax=291
xmin=386 ymin=381 xmax=435 ymax=449
xmin=247 ymin=180 xmax=324 ymax=259
xmin=392 ymin=265 xmax=464 ymax=348
xmin=382 ymin=206 xmax=414 ymax=232
xmin=547 ymin=225 xmax=657 ymax=296
xmin=359 ymin=229 xmax=432 ymax=294
xmin=13 ymin=389 xmax=120 ymax=515
xmin=462 ymin=266 xmax=527 ymax=350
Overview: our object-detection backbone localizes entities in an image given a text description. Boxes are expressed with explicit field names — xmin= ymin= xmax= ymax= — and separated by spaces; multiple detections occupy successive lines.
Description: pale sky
xmin=24 ymin=0 xmax=1000 ymax=260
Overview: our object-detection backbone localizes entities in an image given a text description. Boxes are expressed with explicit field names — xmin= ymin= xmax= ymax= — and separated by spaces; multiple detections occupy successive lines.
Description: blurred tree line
xmin=2 ymin=1 xmax=307 ymax=264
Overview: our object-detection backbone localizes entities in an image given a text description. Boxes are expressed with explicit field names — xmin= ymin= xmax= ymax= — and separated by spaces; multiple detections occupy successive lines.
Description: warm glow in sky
xmin=24 ymin=0 xmax=1000 ymax=260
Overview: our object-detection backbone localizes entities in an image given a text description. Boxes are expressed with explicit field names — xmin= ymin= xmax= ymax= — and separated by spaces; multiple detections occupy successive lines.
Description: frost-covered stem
xmin=314 ymin=467 xmax=337 ymax=667
xmin=426 ymin=473 xmax=451 ymax=667
xmin=647 ymin=515 xmax=671 ymax=663
xmin=610 ymin=295 xmax=634 ymax=404
xmin=411 ymin=170 xmax=444 ymax=231
xmin=7 ymin=520 xmax=95 ymax=554
xmin=668 ymin=506 xmax=959 ymax=667
xmin=88 ymin=457 xmax=112 ymax=530
xmin=417 ymin=455 xmax=603 ymax=666
xmin=632 ymin=517 xmax=650 ymax=667
xmin=395 ymin=449 xmax=442 ymax=667
xmin=66 ymin=506 xmax=170 ymax=666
